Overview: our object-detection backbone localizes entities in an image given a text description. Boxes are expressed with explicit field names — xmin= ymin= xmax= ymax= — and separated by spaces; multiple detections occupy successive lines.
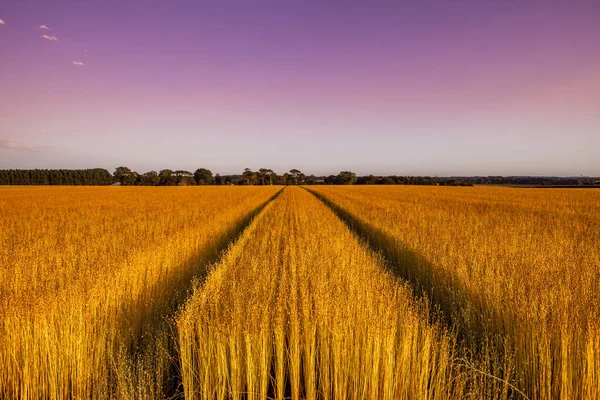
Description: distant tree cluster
xmin=2 ymin=168 xmax=598 ymax=187
xmin=112 ymin=167 xmax=309 ymax=186
xmin=0 ymin=169 xmax=113 ymax=185
xmin=437 ymin=179 xmax=473 ymax=186
xmin=113 ymin=167 xmax=206 ymax=186
xmin=237 ymin=168 xmax=307 ymax=186
xmin=351 ymin=175 xmax=437 ymax=185
xmin=112 ymin=167 xmax=320 ymax=186
xmin=463 ymin=176 xmax=600 ymax=186
xmin=113 ymin=167 xmax=208 ymax=186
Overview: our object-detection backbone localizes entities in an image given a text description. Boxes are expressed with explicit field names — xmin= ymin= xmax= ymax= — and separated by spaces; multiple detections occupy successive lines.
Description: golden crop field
xmin=0 ymin=186 xmax=280 ymax=399
xmin=1 ymin=184 xmax=599 ymax=399
xmin=177 ymin=186 xmax=471 ymax=400
xmin=309 ymin=185 xmax=600 ymax=399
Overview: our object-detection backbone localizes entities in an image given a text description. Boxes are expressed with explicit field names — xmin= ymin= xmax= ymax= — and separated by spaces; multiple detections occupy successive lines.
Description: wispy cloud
xmin=39 ymin=24 xmax=51 ymax=30
xmin=0 ymin=18 xmax=5 ymax=25
xmin=72 ymin=61 xmax=84 ymax=66
xmin=0 ymin=139 xmax=50 ymax=152
xmin=41 ymin=34 xmax=58 ymax=41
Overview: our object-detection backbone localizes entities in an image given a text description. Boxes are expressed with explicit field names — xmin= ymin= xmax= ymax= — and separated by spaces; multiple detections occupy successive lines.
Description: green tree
xmin=114 ymin=166 xmax=137 ymax=185
xmin=194 ymin=168 xmax=214 ymax=185
xmin=267 ymin=169 xmax=277 ymax=185
xmin=242 ymin=168 xmax=256 ymax=185
xmin=258 ymin=168 xmax=270 ymax=185
xmin=337 ymin=171 xmax=357 ymax=185
xmin=215 ymin=173 xmax=223 ymax=185
xmin=159 ymin=169 xmax=177 ymax=186
xmin=140 ymin=171 xmax=160 ymax=186
xmin=289 ymin=169 xmax=302 ymax=185
xmin=114 ymin=166 xmax=130 ymax=182
xmin=174 ymin=170 xmax=195 ymax=186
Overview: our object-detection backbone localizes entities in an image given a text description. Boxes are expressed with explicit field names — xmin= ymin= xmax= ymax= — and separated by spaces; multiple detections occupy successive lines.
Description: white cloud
xmin=0 ymin=139 xmax=49 ymax=152
xmin=0 ymin=18 xmax=5 ymax=25
xmin=72 ymin=61 xmax=84 ymax=66
xmin=39 ymin=24 xmax=51 ymax=30
xmin=41 ymin=34 xmax=58 ymax=41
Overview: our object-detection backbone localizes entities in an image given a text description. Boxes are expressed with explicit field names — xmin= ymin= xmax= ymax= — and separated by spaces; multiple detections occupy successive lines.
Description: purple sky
xmin=1 ymin=0 xmax=599 ymax=176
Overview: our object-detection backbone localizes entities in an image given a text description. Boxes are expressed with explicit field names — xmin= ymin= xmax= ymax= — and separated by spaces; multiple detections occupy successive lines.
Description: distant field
xmin=1 ymin=185 xmax=598 ymax=399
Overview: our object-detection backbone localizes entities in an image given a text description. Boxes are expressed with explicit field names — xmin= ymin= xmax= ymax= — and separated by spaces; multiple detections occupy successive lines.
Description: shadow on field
xmin=113 ymin=188 xmax=285 ymax=399
xmin=303 ymin=187 xmax=522 ymax=395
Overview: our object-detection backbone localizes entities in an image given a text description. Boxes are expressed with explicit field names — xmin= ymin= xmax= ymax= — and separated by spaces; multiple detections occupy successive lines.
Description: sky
xmin=1 ymin=0 xmax=599 ymax=176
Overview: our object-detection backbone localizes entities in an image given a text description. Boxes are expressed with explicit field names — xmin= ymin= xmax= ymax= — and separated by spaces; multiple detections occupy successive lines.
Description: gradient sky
xmin=1 ymin=0 xmax=599 ymax=176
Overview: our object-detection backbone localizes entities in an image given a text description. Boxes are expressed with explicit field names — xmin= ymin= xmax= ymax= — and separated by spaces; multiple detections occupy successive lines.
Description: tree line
xmin=1 ymin=168 xmax=598 ymax=186
xmin=112 ymin=168 xmax=438 ymax=186
xmin=113 ymin=167 xmax=314 ymax=186
xmin=463 ymin=176 xmax=600 ymax=186
xmin=0 ymin=169 xmax=113 ymax=185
